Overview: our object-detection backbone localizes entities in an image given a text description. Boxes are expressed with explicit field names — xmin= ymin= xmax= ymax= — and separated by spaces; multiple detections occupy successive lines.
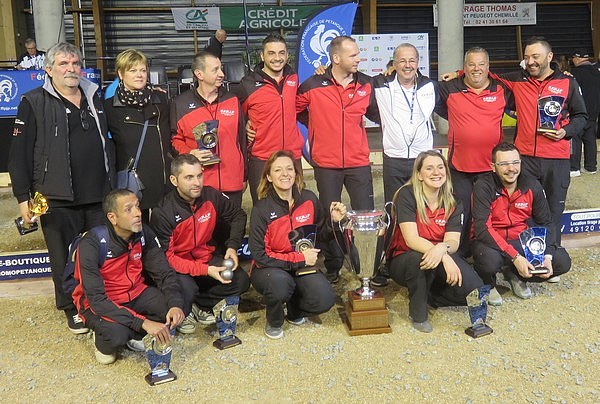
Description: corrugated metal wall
xmin=66 ymin=0 xmax=347 ymax=82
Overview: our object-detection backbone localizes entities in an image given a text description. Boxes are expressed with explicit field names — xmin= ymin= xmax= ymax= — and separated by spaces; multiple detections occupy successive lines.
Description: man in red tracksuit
xmin=237 ymin=33 xmax=304 ymax=203
xmin=150 ymin=154 xmax=250 ymax=335
xmin=489 ymin=37 xmax=587 ymax=245
xmin=171 ymin=51 xmax=247 ymax=207
xmin=471 ymin=142 xmax=571 ymax=305
xmin=296 ymin=35 xmax=380 ymax=282
xmin=436 ymin=47 xmax=510 ymax=256
xmin=73 ymin=189 xmax=184 ymax=365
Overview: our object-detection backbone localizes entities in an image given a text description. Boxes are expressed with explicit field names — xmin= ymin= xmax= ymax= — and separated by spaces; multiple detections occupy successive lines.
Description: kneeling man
xmin=73 ymin=189 xmax=184 ymax=364
xmin=471 ymin=142 xmax=571 ymax=304
xmin=151 ymin=154 xmax=250 ymax=334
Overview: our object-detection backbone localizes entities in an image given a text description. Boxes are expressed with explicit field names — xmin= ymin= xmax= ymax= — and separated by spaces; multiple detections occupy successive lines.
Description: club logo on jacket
xmin=357 ymin=90 xmax=367 ymax=97
xmin=255 ymin=81 xmax=263 ymax=87
xmin=175 ymin=214 xmax=182 ymax=222
xmin=197 ymin=212 xmax=211 ymax=223
xmin=286 ymin=80 xmax=297 ymax=87
xmin=106 ymin=250 xmax=114 ymax=258
xmin=482 ymin=96 xmax=497 ymax=103
xmin=133 ymin=252 xmax=142 ymax=261
xmin=270 ymin=212 xmax=277 ymax=219
xmin=547 ymin=86 xmax=563 ymax=95
xmin=514 ymin=202 xmax=529 ymax=209
xmin=220 ymin=109 xmax=235 ymax=117
xmin=295 ymin=213 xmax=311 ymax=224
xmin=188 ymin=103 xmax=196 ymax=109
xmin=321 ymin=81 xmax=329 ymax=86
xmin=435 ymin=218 xmax=447 ymax=226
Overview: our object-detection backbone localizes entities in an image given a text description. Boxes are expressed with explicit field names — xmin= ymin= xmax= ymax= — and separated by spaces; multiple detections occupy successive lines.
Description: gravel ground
xmin=0 ymin=168 xmax=599 ymax=402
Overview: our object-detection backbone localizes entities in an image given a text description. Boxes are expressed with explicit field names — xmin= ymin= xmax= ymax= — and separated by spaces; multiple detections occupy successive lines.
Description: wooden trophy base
xmin=344 ymin=291 xmax=391 ymax=336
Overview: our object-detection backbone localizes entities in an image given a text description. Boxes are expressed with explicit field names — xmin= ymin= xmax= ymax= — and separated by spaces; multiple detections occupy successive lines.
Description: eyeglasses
xmin=80 ymin=109 xmax=90 ymax=131
xmin=494 ymin=160 xmax=521 ymax=167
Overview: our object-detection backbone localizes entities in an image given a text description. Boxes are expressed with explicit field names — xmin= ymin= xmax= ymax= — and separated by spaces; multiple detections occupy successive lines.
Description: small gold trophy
xmin=15 ymin=192 xmax=48 ymax=235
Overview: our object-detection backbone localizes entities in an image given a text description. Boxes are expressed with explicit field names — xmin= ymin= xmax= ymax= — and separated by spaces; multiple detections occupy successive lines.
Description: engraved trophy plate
xmin=213 ymin=295 xmax=242 ymax=350
xmin=143 ymin=328 xmax=177 ymax=385
xmin=519 ymin=227 xmax=549 ymax=275
xmin=192 ymin=119 xmax=220 ymax=165
xmin=15 ymin=192 xmax=48 ymax=235
xmin=537 ymin=96 xmax=565 ymax=134
xmin=289 ymin=224 xmax=318 ymax=276
xmin=465 ymin=285 xmax=493 ymax=338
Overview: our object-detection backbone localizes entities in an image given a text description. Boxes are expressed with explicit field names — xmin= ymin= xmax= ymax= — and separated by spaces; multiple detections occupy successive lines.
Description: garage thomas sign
xmin=171 ymin=6 xmax=322 ymax=31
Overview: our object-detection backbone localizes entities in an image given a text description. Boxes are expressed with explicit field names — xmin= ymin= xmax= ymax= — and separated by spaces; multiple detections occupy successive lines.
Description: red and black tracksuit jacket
xmin=237 ymin=64 xmax=304 ymax=160
xmin=436 ymin=77 xmax=509 ymax=172
xmin=249 ymin=186 xmax=334 ymax=272
xmin=73 ymin=224 xmax=183 ymax=332
xmin=472 ymin=172 xmax=556 ymax=260
xmin=150 ymin=187 xmax=247 ymax=276
xmin=170 ymin=87 xmax=247 ymax=192
xmin=491 ymin=69 xmax=587 ymax=159
xmin=296 ymin=66 xmax=380 ymax=168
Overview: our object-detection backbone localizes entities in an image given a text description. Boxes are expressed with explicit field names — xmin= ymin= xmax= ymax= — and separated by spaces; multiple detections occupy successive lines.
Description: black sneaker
xmin=66 ymin=310 xmax=89 ymax=334
xmin=370 ymin=274 xmax=389 ymax=287
xmin=325 ymin=271 xmax=339 ymax=284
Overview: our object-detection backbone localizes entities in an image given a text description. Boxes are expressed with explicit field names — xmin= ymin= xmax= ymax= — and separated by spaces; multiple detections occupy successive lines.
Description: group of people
xmin=9 ymin=32 xmax=584 ymax=363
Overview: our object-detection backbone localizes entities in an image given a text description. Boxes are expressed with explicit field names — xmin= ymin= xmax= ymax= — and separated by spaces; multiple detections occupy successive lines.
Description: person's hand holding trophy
xmin=192 ymin=120 xmax=220 ymax=165
xmin=15 ymin=192 xmax=48 ymax=235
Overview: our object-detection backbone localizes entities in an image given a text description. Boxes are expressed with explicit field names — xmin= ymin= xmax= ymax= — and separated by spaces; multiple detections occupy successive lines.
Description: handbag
xmin=116 ymin=120 xmax=148 ymax=200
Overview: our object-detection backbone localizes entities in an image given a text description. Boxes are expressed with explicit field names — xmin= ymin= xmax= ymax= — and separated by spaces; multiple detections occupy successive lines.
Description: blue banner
xmin=0 ymin=69 xmax=102 ymax=117
xmin=295 ymin=1 xmax=358 ymax=160
xmin=561 ymin=209 xmax=600 ymax=235
xmin=0 ymin=251 xmax=51 ymax=281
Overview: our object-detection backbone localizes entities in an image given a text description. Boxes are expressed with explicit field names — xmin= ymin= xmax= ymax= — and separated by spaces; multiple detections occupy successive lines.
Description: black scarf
xmin=116 ymin=81 xmax=153 ymax=108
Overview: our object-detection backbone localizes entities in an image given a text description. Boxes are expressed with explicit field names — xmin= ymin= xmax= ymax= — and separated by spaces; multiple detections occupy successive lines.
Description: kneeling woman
xmin=388 ymin=150 xmax=483 ymax=333
xmin=249 ymin=150 xmax=346 ymax=339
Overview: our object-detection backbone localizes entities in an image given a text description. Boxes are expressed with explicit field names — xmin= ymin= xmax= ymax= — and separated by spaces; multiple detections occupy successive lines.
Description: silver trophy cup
xmin=343 ymin=210 xmax=388 ymax=298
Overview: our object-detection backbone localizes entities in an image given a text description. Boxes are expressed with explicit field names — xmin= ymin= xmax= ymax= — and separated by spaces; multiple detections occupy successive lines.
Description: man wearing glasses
xmin=471 ymin=142 xmax=570 ymax=305
xmin=9 ymin=42 xmax=115 ymax=334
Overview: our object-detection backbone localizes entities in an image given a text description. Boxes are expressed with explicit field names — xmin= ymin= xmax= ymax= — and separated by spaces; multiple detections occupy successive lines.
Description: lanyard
xmin=400 ymin=81 xmax=417 ymax=124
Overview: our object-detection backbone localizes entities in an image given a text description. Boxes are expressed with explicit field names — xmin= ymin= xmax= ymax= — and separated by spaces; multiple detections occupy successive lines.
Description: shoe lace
xmin=72 ymin=314 xmax=84 ymax=324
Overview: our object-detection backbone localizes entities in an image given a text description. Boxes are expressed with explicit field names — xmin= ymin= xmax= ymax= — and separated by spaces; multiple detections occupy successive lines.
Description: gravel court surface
xmin=0 ymin=167 xmax=599 ymax=402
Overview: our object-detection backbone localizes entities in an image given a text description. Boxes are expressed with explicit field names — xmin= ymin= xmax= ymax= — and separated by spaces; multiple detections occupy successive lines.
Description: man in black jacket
xmin=569 ymin=49 xmax=600 ymax=176
xmin=150 ymin=154 xmax=249 ymax=334
xmin=8 ymin=42 xmax=115 ymax=334
xmin=73 ymin=189 xmax=184 ymax=364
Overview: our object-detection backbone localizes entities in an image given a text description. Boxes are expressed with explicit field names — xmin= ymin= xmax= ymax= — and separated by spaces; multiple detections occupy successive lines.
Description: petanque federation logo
xmin=0 ymin=74 xmax=18 ymax=103
xmin=301 ymin=20 xmax=347 ymax=68
xmin=543 ymin=100 xmax=562 ymax=117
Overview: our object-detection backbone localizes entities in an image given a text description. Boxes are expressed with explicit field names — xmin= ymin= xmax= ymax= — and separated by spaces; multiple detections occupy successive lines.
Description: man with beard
xmin=471 ymin=142 xmax=571 ymax=305
xmin=150 ymin=154 xmax=250 ymax=335
xmin=9 ymin=42 xmax=115 ymax=334
xmin=72 ymin=189 xmax=184 ymax=364
xmin=237 ymin=33 xmax=304 ymax=203
xmin=483 ymin=37 xmax=587 ymax=246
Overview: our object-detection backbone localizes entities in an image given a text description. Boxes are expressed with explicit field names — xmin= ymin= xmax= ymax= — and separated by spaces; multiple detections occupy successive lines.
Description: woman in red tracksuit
xmin=248 ymin=150 xmax=346 ymax=339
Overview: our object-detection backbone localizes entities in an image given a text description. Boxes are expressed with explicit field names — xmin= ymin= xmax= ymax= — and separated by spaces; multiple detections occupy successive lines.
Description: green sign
xmin=172 ymin=6 xmax=323 ymax=32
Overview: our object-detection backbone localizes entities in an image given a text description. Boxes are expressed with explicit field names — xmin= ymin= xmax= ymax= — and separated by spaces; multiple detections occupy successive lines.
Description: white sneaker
xmin=126 ymin=338 xmax=145 ymax=352
xmin=176 ymin=312 xmax=197 ymax=334
xmin=546 ymin=275 xmax=561 ymax=283
xmin=192 ymin=303 xmax=216 ymax=325
xmin=92 ymin=332 xmax=116 ymax=364
xmin=488 ymin=287 xmax=503 ymax=306
xmin=570 ymin=170 xmax=581 ymax=178
xmin=504 ymin=271 xmax=532 ymax=299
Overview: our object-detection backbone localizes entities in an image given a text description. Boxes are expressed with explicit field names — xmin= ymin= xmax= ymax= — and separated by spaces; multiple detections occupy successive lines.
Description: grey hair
xmin=45 ymin=42 xmax=82 ymax=69
xmin=393 ymin=43 xmax=419 ymax=61
xmin=464 ymin=47 xmax=489 ymax=64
